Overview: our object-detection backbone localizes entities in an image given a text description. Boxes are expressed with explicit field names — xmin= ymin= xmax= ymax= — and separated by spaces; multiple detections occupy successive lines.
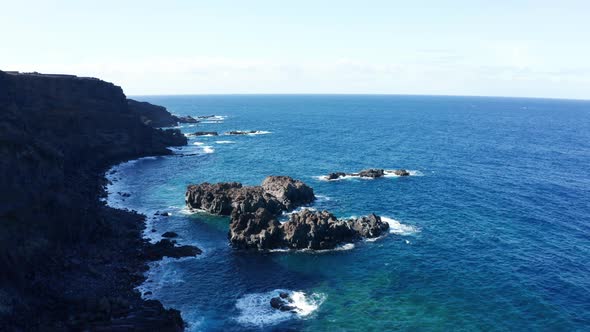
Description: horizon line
xmin=128 ymin=92 xmax=590 ymax=103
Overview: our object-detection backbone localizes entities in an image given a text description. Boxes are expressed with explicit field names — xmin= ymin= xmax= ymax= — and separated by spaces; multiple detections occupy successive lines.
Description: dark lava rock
xmin=393 ymin=169 xmax=410 ymax=176
xmin=161 ymin=212 xmax=170 ymax=217
xmin=161 ymin=232 xmax=178 ymax=238
xmin=349 ymin=213 xmax=390 ymax=238
xmin=229 ymin=208 xmax=284 ymax=250
xmin=327 ymin=172 xmax=346 ymax=180
xmin=175 ymin=115 xmax=199 ymax=123
xmin=192 ymin=131 xmax=218 ymax=136
xmin=270 ymin=296 xmax=296 ymax=312
xmin=261 ymin=176 xmax=316 ymax=211
xmin=357 ymin=169 xmax=385 ymax=178
xmin=326 ymin=168 xmax=411 ymax=180
xmin=197 ymin=115 xmax=216 ymax=119
xmin=144 ymin=239 xmax=202 ymax=260
xmin=228 ymin=208 xmax=389 ymax=250
xmin=185 ymin=176 xmax=315 ymax=216
xmin=281 ymin=209 xmax=357 ymax=250
xmin=226 ymin=130 xmax=257 ymax=135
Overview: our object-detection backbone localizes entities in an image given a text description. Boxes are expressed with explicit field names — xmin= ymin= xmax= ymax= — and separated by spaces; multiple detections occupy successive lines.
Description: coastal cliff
xmin=0 ymin=71 xmax=191 ymax=330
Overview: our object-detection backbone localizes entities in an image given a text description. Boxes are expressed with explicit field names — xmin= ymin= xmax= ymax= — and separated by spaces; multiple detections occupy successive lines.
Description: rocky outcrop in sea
xmin=185 ymin=176 xmax=316 ymax=215
xmin=229 ymin=208 xmax=389 ymax=250
xmin=186 ymin=176 xmax=389 ymax=250
xmin=191 ymin=131 xmax=219 ymax=136
xmin=326 ymin=168 xmax=410 ymax=180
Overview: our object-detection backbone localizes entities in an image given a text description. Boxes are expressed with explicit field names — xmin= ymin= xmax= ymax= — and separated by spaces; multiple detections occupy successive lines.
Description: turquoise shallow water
xmin=107 ymin=95 xmax=590 ymax=331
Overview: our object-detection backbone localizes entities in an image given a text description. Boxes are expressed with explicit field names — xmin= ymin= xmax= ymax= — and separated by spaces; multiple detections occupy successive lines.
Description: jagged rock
xmin=226 ymin=130 xmax=257 ymax=135
xmin=327 ymin=172 xmax=346 ymax=180
xmin=357 ymin=169 xmax=385 ymax=178
xmin=270 ymin=295 xmax=296 ymax=312
xmin=393 ymin=169 xmax=410 ymax=176
xmin=228 ymin=208 xmax=389 ymax=250
xmin=349 ymin=214 xmax=390 ymax=238
xmin=261 ymin=176 xmax=316 ymax=211
xmin=325 ymin=168 xmax=411 ymax=180
xmin=192 ymin=131 xmax=218 ymax=136
xmin=228 ymin=208 xmax=284 ymax=250
xmin=281 ymin=210 xmax=356 ymax=250
xmin=143 ymin=239 xmax=201 ymax=260
xmin=185 ymin=176 xmax=315 ymax=216
xmin=197 ymin=115 xmax=216 ymax=119
xmin=161 ymin=232 xmax=178 ymax=238
xmin=175 ymin=115 xmax=199 ymax=123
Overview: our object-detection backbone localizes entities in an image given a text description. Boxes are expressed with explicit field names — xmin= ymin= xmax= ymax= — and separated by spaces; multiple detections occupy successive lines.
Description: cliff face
xmin=128 ymin=98 xmax=179 ymax=127
xmin=0 ymin=71 xmax=187 ymax=330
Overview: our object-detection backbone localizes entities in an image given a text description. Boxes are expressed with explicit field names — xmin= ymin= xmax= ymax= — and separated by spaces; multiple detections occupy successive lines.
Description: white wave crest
xmin=225 ymin=130 xmax=272 ymax=136
xmin=268 ymin=242 xmax=355 ymax=253
xmin=235 ymin=289 xmax=325 ymax=327
xmin=315 ymin=194 xmax=332 ymax=201
xmin=202 ymin=146 xmax=215 ymax=153
xmin=192 ymin=142 xmax=205 ymax=146
xmin=383 ymin=169 xmax=424 ymax=177
xmin=381 ymin=216 xmax=419 ymax=235
xmin=198 ymin=115 xmax=226 ymax=121
xmin=215 ymin=140 xmax=235 ymax=144
xmin=314 ymin=174 xmax=357 ymax=181
xmin=249 ymin=130 xmax=271 ymax=135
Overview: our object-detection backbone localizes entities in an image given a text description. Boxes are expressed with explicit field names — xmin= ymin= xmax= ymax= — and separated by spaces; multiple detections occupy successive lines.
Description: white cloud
xmin=4 ymin=55 xmax=590 ymax=99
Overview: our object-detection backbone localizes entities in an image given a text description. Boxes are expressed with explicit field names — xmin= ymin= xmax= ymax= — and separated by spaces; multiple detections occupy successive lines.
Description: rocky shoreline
xmin=0 ymin=71 xmax=200 ymax=331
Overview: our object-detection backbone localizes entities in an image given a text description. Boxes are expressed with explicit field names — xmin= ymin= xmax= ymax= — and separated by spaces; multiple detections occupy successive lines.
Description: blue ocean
xmin=106 ymin=95 xmax=590 ymax=331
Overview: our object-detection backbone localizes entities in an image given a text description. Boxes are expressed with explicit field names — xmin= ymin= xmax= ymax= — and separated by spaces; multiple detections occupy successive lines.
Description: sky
xmin=1 ymin=0 xmax=590 ymax=99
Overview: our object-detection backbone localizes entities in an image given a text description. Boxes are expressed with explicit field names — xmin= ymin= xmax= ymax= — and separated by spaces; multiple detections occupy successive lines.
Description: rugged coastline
xmin=0 ymin=71 xmax=198 ymax=330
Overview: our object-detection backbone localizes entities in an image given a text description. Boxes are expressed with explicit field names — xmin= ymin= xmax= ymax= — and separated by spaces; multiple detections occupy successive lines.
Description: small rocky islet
xmin=185 ymin=176 xmax=390 ymax=251
xmin=326 ymin=168 xmax=410 ymax=180
xmin=189 ymin=130 xmax=267 ymax=136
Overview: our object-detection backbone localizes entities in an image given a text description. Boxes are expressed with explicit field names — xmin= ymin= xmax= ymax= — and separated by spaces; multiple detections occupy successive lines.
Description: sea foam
xmin=235 ymin=289 xmax=325 ymax=327
xmin=381 ymin=216 xmax=420 ymax=235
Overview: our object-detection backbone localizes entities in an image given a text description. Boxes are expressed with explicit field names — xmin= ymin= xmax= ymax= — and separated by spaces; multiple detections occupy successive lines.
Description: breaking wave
xmin=235 ymin=289 xmax=325 ymax=327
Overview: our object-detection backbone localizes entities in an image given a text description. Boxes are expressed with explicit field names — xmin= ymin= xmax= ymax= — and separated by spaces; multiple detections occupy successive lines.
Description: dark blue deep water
xmin=107 ymin=95 xmax=590 ymax=331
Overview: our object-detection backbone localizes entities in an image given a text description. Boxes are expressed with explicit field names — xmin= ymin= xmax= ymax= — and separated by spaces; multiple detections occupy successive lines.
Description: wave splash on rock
xmin=235 ymin=289 xmax=325 ymax=327
xmin=318 ymin=168 xmax=423 ymax=181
